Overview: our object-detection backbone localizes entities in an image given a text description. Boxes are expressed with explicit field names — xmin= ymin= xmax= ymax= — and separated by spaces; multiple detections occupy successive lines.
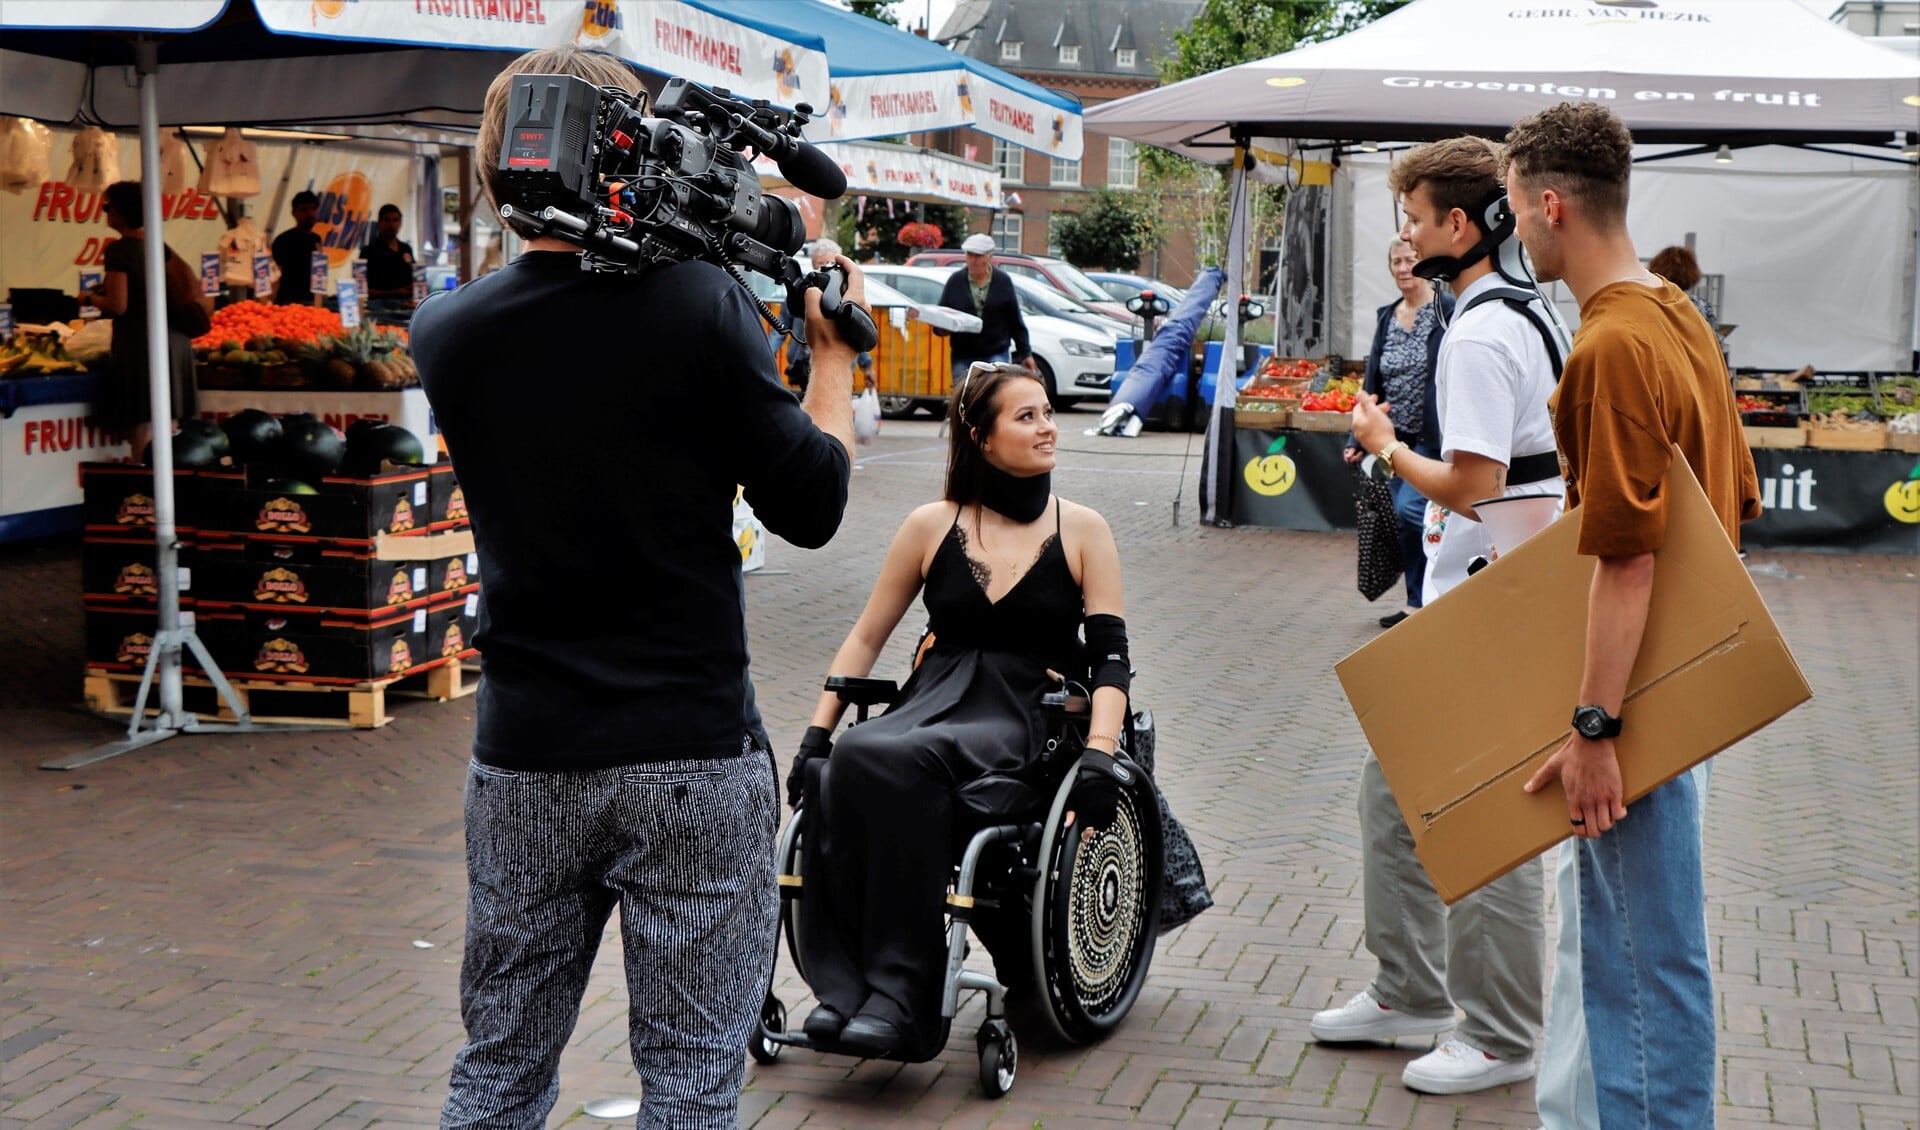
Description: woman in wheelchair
xmin=786 ymin=361 xmax=1137 ymax=1059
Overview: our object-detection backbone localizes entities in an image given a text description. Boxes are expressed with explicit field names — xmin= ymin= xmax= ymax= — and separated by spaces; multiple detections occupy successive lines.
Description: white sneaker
xmin=1401 ymin=1037 xmax=1536 ymax=1095
xmin=1309 ymin=990 xmax=1455 ymax=1044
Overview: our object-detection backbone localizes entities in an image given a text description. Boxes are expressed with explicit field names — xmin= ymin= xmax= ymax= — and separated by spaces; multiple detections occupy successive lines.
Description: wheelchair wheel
xmin=750 ymin=995 xmax=786 ymax=1064
xmin=775 ymin=808 xmax=808 ymax=983
xmin=1028 ymin=759 xmax=1163 ymax=1045
xmin=976 ymin=1020 xmax=1017 ymax=1098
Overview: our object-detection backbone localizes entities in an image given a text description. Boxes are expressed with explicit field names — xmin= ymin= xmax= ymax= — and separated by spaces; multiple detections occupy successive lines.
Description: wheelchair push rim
xmin=1028 ymin=753 xmax=1163 ymax=1045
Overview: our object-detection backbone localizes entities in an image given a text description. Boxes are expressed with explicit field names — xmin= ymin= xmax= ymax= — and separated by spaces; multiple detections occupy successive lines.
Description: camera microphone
xmin=774 ymin=141 xmax=847 ymax=201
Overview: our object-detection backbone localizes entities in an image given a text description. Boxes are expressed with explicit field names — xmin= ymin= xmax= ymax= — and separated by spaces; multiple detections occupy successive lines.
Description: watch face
xmin=1576 ymin=712 xmax=1604 ymax=738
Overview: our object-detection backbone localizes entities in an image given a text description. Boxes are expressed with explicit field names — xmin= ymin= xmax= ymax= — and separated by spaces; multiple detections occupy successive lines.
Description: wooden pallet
xmin=84 ymin=657 xmax=478 ymax=729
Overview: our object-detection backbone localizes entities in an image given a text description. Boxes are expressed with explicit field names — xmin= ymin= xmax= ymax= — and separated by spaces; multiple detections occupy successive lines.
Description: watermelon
xmin=220 ymin=408 xmax=282 ymax=464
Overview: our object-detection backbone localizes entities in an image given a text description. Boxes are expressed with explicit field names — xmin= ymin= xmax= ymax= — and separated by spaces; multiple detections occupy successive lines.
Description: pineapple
xmin=327 ymin=328 xmax=372 ymax=388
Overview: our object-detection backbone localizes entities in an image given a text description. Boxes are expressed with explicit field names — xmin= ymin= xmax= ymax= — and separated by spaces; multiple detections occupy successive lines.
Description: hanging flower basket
xmin=896 ymin=221 xmax=945 ymax=250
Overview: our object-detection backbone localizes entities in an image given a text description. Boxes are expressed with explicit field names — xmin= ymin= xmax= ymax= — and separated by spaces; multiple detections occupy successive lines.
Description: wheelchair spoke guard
xmin=1029 ymin=758 xmax=1163 ymax=1044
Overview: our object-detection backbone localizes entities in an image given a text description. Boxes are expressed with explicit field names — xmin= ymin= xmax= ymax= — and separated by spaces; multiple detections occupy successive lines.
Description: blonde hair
xmin=477 ymin=47 xmax=646 ymax=214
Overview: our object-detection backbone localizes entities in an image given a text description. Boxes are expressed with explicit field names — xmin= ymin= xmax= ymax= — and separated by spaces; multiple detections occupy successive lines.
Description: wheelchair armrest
xmin=825 ymin=675 xmax=900 ymax=708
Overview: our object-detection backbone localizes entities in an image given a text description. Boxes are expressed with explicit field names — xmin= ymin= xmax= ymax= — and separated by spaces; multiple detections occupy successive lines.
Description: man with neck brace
xmin=1322 ymin=135 xmax=1566 ymax=1095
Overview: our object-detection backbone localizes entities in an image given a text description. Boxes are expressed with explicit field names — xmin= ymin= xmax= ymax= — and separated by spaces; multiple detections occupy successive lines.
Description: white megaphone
xmin=1471 ymin=493 xmax=1563 ymax=559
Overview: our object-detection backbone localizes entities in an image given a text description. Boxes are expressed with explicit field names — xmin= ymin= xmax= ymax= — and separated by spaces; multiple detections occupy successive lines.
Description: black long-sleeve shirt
xmin=938 ymin=267 xmax=1031 ymax=363
xmin=412 ymin=254 xmax=850 ymax=770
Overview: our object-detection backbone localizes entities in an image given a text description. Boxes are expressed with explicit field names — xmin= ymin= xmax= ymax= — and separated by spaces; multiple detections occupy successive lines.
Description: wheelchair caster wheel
xmin=976 ymin=1021 xmax=1016 ymax=1098
xmin=750 ymin=995 xmax=786 ymax=1064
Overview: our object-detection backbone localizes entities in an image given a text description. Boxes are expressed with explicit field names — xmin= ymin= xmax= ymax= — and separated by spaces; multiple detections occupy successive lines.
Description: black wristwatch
xmin=1571 ymin=705 xmax=1623 ymax=740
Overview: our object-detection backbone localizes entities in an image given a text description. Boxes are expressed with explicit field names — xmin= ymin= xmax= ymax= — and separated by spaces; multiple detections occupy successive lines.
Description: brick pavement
xmin=3 ymin=417 xmax=1915 ymax=1129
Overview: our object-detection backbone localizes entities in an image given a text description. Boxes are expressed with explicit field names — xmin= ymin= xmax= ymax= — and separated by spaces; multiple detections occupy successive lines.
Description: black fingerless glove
xmin=786 ymin=725 xmax=834 ymax=808
xmin=1071 ymin=748 xmax=1136 ymax=832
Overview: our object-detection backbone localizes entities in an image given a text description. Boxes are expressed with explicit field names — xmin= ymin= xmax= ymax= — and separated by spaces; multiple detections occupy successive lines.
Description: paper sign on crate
xmin=251 ymin=253 xmax=272 ymax=299
xmin=200 ymin=253 xmax=221 ymax=297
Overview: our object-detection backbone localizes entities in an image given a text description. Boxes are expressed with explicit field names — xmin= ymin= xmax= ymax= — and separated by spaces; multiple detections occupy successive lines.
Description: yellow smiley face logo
xmin=1265 ymin=77 xmax=1307 ymax=89
xmin=1243 ymin=436 xmax=1298 ymax=497
xmin=1905 ymin=95 xmax=1920 ymax=108
xmin=1884 ymin=467 xmax=1920 ymax=524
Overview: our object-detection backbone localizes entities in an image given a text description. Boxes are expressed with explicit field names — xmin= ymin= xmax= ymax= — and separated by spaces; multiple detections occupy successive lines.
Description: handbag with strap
xmin=1355 ymin=471 xmax=1403 ymax=602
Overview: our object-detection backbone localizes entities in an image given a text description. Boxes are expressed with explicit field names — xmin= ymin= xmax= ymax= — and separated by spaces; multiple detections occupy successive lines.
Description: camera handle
xmin=786 ymin=262 xmax=879 ymax=353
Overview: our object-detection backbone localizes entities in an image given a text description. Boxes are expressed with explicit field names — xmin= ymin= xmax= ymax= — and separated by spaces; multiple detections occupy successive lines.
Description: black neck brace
xmin=980 ymin=462 xmax=1051 ymax=523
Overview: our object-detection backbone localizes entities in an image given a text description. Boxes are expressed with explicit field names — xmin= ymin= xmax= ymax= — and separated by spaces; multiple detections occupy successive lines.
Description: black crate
xmin=428 ymin=463 xmax=469 ymax=530
xmin=427 ymin=594 xmax=481 ymax=662
xmin=197 ymin=608 xmax=427 ymax=684
xmin=194 ymin=551 xmax=435 ymax=616
xmin=80 ymin=463 xmax=204 ymax=535
xmin=81 ymin=535 xmax=198 ymax=606
xmin=83 ymin=604 xmax=166 ymax=672
xmin=199 ymin=465 xmax=433 ymax=543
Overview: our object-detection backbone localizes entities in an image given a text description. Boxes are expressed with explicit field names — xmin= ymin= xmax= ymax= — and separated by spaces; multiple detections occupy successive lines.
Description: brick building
xmin=930 ymin=0 xmax=1206 ymax=281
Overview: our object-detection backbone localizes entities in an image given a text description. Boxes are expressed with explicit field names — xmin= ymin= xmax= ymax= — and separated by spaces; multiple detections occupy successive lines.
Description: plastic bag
xmin=65 ymin=126 xmax=120 ymax=193
xmin=64 ymin=319 xmax=114 ymax=364
xmin=852 ymin=386 xmax=881 ymax=445
xmin=0 ymin=117 xmax=53 ymax=194
xmin=200 ymin=128 xmax=260 ymax=198
xmin=160 ymin=130 xmax=192 ymax=196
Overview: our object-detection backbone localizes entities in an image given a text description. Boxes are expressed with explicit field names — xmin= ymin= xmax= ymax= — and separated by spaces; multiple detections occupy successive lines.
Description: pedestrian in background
xmin=1648 ymin=244 xmax=1730 ymax=368
xmin=935 ymin=232 xmax=1037 ymax=382
xmin=1509 ymin=101 xmax=1760 ymax=1130
xmin=1345 ymin=238 xmax=1453 ymax=628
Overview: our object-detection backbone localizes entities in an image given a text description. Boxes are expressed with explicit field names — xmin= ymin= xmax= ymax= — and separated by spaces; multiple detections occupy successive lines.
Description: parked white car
xmin=862 ymin=264 xmax=1118 ymax=411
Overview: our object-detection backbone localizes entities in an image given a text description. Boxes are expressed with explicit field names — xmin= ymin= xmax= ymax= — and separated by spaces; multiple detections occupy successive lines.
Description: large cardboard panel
xmin=1335 ymin=451 xmax=1811 ymax=904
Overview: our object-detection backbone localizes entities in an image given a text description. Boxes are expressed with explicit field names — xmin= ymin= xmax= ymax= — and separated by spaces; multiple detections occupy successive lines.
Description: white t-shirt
xmin=1421 ymin=272 xmax=1566 ymax=605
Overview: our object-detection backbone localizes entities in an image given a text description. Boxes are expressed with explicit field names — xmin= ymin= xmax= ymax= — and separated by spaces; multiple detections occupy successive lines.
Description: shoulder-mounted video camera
xmin=496 ymin=72 xmax=876 ymax=351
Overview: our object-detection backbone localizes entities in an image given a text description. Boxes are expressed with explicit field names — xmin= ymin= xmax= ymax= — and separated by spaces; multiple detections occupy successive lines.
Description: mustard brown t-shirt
xmin=1550 ymin=279 xmax=1760 ymax=557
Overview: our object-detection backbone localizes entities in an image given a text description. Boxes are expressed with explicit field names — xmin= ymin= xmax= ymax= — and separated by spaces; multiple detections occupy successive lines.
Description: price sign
xmin=251 ymin=253 xmax=272 ymax=299
xmin=0 ymin=303 xmax=12 ymax=339
xmin=200 ymin=252 xmax=221 ymax=297
xmin=337 ymin=280 xmax=361 ymax=328
xmin=79 ymin=270 xmax=102 ymax=318
xmin=310 ymin=252 xmax=329 ymax=300
xmin=411 ymin=264 xmax=428 ymax=306
xmin=351 ymin=259 xmax=369 ymax=315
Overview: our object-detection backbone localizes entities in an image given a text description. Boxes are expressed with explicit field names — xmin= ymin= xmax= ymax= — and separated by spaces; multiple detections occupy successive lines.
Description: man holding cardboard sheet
xmin=1505 ymin=102 xmax=1761 ymax=1129
xmin=1332 ymin=136 xmax=1561 ymax=1095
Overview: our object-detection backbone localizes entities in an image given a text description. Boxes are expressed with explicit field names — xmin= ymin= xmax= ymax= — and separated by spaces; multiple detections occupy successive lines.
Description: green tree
xmin=1140 ymin=0 xmax=1407 ymax=264
xmin=848 ymin=0 xmax=900 ymax=27
xmin=1052 ymin=188 xmax=1154 ymax=271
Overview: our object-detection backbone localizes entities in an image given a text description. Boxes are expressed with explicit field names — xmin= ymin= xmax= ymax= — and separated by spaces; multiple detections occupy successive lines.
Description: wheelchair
xmin=751 ymin=672 xmax=1165 ymax=1098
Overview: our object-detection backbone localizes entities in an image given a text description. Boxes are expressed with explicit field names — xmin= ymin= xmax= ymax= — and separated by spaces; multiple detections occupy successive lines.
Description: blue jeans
xmin=952 ymin=348 xmax=1012 ymax=382
xmin=1389 ymin=472 xmax=1430 ymax=609
xmin=1538 ymin=761 xmax=1715 ymax=1130
xmin=442 ymin=745 xmax=779 ymax=1130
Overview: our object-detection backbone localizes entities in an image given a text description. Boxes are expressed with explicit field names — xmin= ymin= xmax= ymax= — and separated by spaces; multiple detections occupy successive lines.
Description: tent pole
xmin=45 ymin=39 xmax=287 ymax=771
xmin=136 ymin=38 xmax=186 ymax=731
xmin=1201 ymin=147 xmax=1249 ymax=527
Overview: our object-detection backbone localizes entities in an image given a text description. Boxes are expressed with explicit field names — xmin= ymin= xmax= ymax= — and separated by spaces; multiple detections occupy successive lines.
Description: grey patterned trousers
xmin=441 ymin=744 xmax=779 ymax=1130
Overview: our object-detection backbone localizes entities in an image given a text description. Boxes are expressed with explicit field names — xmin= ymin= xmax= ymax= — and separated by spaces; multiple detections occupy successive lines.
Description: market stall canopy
xmin=1085 ymin=0 xmax=1920 ymax=157
xmin=0 ymin=0 xmax=831 ymax=127
xmin=700 ymin=0 xmax=1084 ymax=159
xmin=755 ymin=140 xmax=1003 ymax=210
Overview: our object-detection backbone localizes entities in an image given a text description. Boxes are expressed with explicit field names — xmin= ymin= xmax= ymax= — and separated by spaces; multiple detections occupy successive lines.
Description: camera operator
xmin=412 ymin=46 xmax=863 ymax=1130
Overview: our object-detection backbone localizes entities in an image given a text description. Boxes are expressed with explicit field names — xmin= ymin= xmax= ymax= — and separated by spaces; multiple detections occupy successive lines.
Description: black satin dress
xmin=802 ymin=501 xmax=1083 ymax=1056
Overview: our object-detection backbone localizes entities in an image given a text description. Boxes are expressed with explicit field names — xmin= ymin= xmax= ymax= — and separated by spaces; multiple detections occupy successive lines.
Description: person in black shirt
xmin=270 ymin=190 xmax=321 ymax=305
xmin=414 ymin=46 xmax=863 ymax=1130
xmin=935 ymin=232 xmax=1036 ymax=381
xmin=360 ymin=203 xmax=415 ymax=319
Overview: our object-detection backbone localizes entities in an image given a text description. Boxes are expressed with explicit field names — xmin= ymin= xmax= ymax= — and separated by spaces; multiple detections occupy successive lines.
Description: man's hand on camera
xmin=786 ymin=725 xmax=834 ymax=808
xmin=804 ymin=255 xmax=868 ymax=368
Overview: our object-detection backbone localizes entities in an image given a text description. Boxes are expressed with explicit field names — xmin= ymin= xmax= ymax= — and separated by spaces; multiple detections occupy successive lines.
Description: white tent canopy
xmin=1087 ymin=0 xmax=1920 ymax=157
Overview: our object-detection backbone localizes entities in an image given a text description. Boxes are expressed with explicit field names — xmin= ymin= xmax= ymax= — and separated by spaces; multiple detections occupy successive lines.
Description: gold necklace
xmin=973 ymin=509 xmax=1034 ymax=580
